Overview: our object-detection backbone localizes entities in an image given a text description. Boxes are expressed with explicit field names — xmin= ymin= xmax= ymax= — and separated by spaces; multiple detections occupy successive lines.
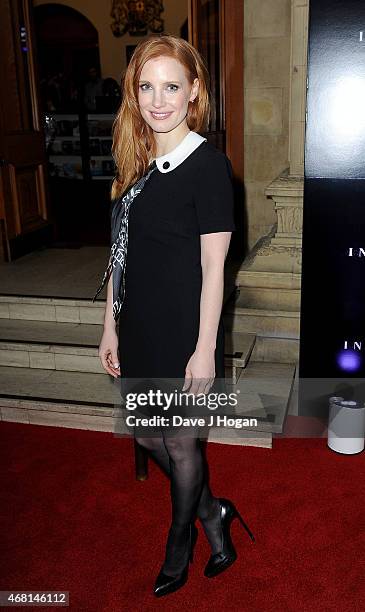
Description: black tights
xmin=135 ymin=429 xmax=223 ymax=576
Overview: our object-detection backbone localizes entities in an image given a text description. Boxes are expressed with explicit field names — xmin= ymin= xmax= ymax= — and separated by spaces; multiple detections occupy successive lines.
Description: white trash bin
xmin=328 ymin=396 xmax=365 ymax=455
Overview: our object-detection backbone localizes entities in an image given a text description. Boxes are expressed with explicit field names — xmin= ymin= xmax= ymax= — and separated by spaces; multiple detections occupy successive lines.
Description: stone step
xmin=0 ymin=319 xmax=104 ymax=373
xmin=0 ymin=362 xmax=295 ymax=447
xmin=198 ymin=360 xmax=296 ymax=447
xmin=206 ymin=426 xmax=272 ymax=448
xmin=224 ymin=331 xmax=256 ymax=368
xmin=251 ymin=335 xmax=299 ymax=364
xmin=0 ymin=319 xmax=255 ymax=379
xmin=0 ymin=395 xmax=272 ymax=448
xmin=236 ymin=285 xmax=301 ymax=311
xmin=0 ymin=365 xmax=121 ymax=431
xmin=237 ymin=269 xmax=301 ymax=290
xmin=0 ymin=294 xmax=103 ymax=325
xmin=223 ymin=290 xmax=300 ymax=337
xmin=0 ymin=279 xmax=236 ymax=326
xmin=225 ymin=361 xmax=296 ymax=433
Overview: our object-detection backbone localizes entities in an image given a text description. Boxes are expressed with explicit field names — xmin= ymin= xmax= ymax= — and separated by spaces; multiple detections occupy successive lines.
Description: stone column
xmin=251 ymin=0 xmax=309 ymax=273
xmin=288 ymin=0 xmax=309 ymax=177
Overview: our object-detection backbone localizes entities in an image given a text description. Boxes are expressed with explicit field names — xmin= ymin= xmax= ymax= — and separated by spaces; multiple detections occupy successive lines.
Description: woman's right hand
xmin=98 ymin=327 xmax=120 ymax=378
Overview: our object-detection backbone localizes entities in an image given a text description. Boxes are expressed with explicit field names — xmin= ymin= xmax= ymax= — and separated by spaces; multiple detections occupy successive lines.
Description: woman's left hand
xmin=182 ymin=347 xmax=216 ymax=396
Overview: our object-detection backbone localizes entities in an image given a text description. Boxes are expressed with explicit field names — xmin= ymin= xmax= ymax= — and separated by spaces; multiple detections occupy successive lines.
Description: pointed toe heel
xmin=204 ymin=498 xmax=255 ymax=579
xmin=153 ymin=565 xmax=189 ymax=598
xmin=153 ymin=523 xmax=198 ymax=597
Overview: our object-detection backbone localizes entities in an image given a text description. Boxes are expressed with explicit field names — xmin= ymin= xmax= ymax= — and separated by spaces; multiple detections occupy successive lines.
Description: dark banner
xmin=299 ymin=0 xmax=365 ymax=416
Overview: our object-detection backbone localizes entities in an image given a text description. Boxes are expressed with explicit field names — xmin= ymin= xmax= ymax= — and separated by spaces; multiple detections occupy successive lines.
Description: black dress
xmin=117 ymin=135 xmax=236 ymax=413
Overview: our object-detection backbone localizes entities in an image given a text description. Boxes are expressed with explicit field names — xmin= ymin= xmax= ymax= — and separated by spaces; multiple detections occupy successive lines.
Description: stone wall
xmin=244 ymin=0 xmax=292 ymax=251
xmin=33 ymin=0 xmax=188 ymax=82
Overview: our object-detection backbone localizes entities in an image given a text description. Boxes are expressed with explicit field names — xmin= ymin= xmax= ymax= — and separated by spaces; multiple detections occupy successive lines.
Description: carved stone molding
xmin=264 ymin=169 xmax=303 ymax=249
xmin=251 ymin=169 xmax=304 ymax=272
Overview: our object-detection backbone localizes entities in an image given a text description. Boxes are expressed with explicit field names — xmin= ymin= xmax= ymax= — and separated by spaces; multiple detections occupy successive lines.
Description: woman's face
xmin=138 ymin=55 xmax=199 ymax=133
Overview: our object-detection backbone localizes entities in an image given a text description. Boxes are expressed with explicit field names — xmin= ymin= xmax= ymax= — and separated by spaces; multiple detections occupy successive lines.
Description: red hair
xmin=110 ymin=34 xmax=211 ymax=200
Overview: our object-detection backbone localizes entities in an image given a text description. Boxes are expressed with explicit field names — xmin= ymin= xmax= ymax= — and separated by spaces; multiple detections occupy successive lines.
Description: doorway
xmin=34 ymin=3 xmax=101 ymax=114
xmin=0 ymin=0 xmax=244 ymax=256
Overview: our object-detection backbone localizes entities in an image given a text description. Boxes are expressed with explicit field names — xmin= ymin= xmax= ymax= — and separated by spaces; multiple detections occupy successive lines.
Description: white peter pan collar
xmin=153 ymin=131 xmax=207 ymax=173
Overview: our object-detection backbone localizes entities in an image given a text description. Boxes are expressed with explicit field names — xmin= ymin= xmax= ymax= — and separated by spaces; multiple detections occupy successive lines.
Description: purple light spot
xmin=337 ymin=349 xmax=362 ymax=372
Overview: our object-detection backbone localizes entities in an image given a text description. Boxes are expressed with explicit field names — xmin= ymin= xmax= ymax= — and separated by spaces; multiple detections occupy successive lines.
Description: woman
xmin=94 ymin=34 xmax=255 ymax=597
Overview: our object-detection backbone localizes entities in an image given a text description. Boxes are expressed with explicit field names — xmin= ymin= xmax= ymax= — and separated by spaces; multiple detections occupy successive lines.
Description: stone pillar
xmin=288 ymin=0 xmax=309 ymax=177
xmin=249 ymin=0 xmax=309 ymax=274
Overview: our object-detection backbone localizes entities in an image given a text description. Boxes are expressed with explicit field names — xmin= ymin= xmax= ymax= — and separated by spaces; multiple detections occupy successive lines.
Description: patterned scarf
xmin=92 ymin=161 xmax=157 ymax=321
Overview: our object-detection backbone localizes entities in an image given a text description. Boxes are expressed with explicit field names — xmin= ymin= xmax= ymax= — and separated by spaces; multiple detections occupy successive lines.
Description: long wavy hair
xmin=110 ymin=34 xmax=211 ymax=200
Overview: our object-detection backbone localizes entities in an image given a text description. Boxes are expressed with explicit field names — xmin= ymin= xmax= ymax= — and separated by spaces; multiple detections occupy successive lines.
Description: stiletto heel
xmin=235 ymin=507 xmax=255 ymax=542
xmin=153 ymin=522 xmax=198 ymax=597
xmin=204 ymin=498 xmax=255 ymax=578
xmin=189 ymin=535 xmax=195 ymax=563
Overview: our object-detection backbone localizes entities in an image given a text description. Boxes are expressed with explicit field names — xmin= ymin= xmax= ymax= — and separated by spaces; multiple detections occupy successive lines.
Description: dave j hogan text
xmin=125 ymin=415 xmax=258 ymax=429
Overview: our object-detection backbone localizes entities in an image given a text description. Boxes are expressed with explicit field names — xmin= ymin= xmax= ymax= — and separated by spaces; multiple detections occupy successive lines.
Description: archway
xmin=33 ymin=3 xmax=100 ymax=112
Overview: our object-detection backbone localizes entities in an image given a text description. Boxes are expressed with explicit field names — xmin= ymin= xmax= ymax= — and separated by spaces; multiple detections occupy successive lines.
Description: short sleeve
xmin=193 ymin=151 xmax=236 ymax=235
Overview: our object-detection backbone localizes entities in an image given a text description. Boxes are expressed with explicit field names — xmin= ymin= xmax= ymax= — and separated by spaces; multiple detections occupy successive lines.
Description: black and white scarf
xmin=92 ymin=161 xmax=157 ymax=321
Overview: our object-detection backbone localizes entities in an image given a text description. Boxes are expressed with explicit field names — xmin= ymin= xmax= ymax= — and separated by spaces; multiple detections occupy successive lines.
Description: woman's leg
xmin=159 ymin=429 xmax=203 ymax=575
xmin=135 ymin=431 xmax=224 ymax=564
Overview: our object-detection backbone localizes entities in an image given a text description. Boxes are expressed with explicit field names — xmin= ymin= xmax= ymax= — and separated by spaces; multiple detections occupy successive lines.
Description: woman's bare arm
xmin=197 ymin=232 xmax=231 ymax=351
xmin=182 ymin=231 xmax=232 ymax=395
xmin=98 ymin=272 xmax=121 ymax=378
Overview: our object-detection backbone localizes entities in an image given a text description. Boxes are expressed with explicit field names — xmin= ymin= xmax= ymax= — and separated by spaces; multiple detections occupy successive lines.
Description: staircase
xmin=214 ymin=264 xmax=299 ymax=448
xmin=0 ymin=268 xmax=298 ymax=448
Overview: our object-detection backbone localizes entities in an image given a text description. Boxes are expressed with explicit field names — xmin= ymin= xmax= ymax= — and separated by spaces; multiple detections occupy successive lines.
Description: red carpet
xmin=1 ymin=421 xmax=364 ymax=611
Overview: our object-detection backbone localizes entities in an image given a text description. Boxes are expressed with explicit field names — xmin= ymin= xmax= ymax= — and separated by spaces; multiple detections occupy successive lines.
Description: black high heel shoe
xmin=204 ymin=498 xmax=255 ymax=578
xmin=153 ymin=522 xmax=198 ymax=597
